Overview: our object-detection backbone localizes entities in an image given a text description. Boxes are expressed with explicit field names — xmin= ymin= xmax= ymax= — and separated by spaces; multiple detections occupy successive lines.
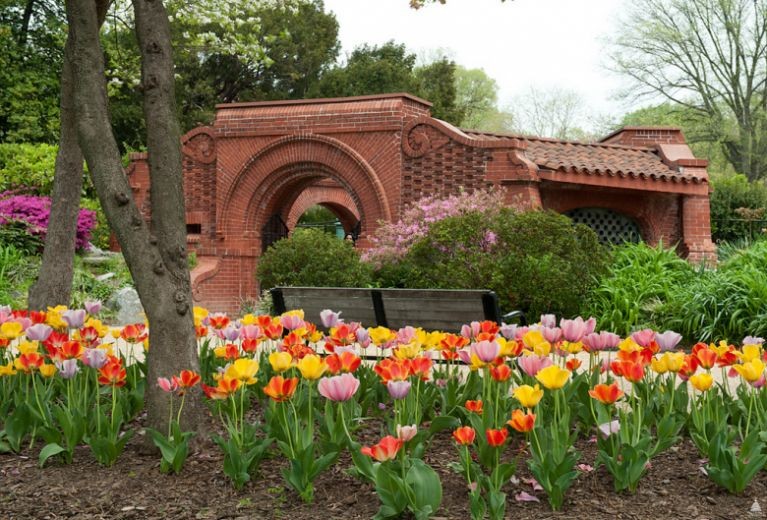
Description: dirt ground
xmin=3 ymin=421 xmax=766 ymax=520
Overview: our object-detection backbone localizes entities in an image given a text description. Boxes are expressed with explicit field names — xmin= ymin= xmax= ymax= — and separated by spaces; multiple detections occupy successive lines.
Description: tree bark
xmin=28 ymin=3 xmax=110 ymax=310
xmin=27 ymin=27 xmax=83 ymax=310
xmin=64 ymin=0 xmax=200 ymax=433
xmin=131 ymin=0 xmax=202 ymax=432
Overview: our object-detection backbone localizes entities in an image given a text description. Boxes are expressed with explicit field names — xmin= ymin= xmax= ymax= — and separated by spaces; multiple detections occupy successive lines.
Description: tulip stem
xmin=167 ymin=394 xmax=174 ymax=438
xmin=746 ymin=390 xmax=755 ymax=439
xmin=339 ymin=403 xmax=353 ymax=446
xmin=282 ymin=402 xmax=295 ymax=458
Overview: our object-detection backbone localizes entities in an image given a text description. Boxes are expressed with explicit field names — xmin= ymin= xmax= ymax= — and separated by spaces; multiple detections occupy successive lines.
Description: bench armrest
xmin=502 ymin=310 xmax=527 ymax=326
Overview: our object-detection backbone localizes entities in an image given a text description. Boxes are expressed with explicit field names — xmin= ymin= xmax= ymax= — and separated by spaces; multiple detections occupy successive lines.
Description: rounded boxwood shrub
xmin=257 ymin=228 xmax=372 ymax=289
xmin=374 ymin=208 xmax=608 ymax=319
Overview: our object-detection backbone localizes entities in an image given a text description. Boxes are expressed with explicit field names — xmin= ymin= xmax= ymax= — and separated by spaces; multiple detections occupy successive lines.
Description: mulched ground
xmin=2 ymin=419 xmax=766 ymax=520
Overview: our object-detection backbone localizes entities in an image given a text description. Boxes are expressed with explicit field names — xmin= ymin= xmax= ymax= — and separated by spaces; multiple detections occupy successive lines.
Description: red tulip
xmin=465 ymin=399 xmax=483 ymax=414
xmin=360 ymin=435 xmax=403 ymax=462
xmin=98 ymin=357 xmax=127 ymax=387
xmin=452 ymin=426 xmax=476 ymax=445
xmin=485 ymin=428 xmax=508 ymax=447
xmin=325 ymin=351 xmax=362 ymax=374
xmin=490 ymin=363 xmax=512 ymax=382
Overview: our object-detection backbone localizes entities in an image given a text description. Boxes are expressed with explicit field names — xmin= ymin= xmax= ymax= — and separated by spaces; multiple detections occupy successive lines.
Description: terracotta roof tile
xmin=460 ymin=129 xmax=707 ymax=184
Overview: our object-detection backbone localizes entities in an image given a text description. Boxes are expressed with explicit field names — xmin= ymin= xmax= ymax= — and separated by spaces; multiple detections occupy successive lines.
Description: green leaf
xmin=405 ymin=459 xmax=442 ymax=515
xmin=39 ymin=443 xmax=66 ymax=468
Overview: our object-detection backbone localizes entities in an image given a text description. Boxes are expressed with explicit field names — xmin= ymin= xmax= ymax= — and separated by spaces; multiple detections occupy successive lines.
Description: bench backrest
xmin=270 ymin=287 xmax=503 ymax=332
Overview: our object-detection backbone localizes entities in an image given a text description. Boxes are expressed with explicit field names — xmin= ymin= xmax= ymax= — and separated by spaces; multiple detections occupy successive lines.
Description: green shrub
xmin=375 ymin=209 xmax=608 ymax=319
xmin=257 ymin=228 xmax=373 ymax=289
xmin=0 ymin=143 xmax=58 ymax=194
xmin=709 ymin=175 xmax=767 ymax=242
xmin=0 ymin=244 xmax=40 ymax=306
xmin=81 ymin=197 xmax=112 ymax=250
xmin=660 ymin=240 xmax=767 ymax=343
xmin=586 ymin=242 xmax=694 ymax=336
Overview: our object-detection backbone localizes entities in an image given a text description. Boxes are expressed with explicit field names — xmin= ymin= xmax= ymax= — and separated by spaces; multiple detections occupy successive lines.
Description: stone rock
xmin=95 ymin=272 xmax=115 ymax=282
xmin=107 ymin=287 xmax=144 ymax=325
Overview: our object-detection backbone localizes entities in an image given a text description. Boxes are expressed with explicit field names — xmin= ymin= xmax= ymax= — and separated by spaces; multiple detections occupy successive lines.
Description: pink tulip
xmin=472 ymin=340 xmax=500 ymax=363
xmin=356 ymin=328 xmax=371 ymax=348
xmin=540 ymin=314 xmax=556 ymax=328
xmin=396 ymin=424 xmax=417 ymax=442
xmin=518 ymin=354 xmax=553 ymax=377
xmin=542 ymin=327 xmax=562 ymax=344
xmin=387 ymin=380 xmax=411 ymax=400
xmin=240 ymin=325 xmax=262 ymax=340
xmin=559 ymin=317 xmax=587 ymax=342
xmin=62 ymin=309 xmax=86 ymax=329
xmin=461 ymin=321 xmax=482 ymax=339
xmin=500 ymin=323 xmax=517 ymax=340
xmin=84 ymin=300 xmax=102 ymax=315
xmin=397 ymin=326 xmax=417 ymax=345
xmin=752 ymin=374 xmax=767 ymax=389
xmin=318 ymin=373 xmax=360 ymax=402
xmin=584 ymin=317 xmax=597 ymax=336
xmin=631 ymin=329 xmax=655 ymax=347
xmin=598 ymin=420 xmax=620 ymax=438
xmin=320 ymin=309 xmax=342 ymax=328
xmin=583 ymin=331 xmax=620 ymax=351
xmin=157 ymin=377 xmax=178 ymax=393
xmin=655 ymin=331 xmax=682 ymax=351
xmin=280 ymin=314 xmax=304 ymax=331
xmin=457 ymin=348 xmax=472 ymax=365
xmin=25 ymin=323 xmax=52 ymax=342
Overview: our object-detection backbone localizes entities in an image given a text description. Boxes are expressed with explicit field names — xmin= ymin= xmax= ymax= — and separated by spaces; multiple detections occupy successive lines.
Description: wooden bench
xmin=269 ymin=287 xmax=526 ymax=332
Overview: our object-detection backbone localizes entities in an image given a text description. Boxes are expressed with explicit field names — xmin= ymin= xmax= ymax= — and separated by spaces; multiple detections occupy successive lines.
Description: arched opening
xmin=565 ymin=207 xmax=642 ymax=245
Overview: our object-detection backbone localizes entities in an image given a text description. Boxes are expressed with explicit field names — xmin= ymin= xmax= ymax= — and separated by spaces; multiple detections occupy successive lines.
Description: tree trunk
xmin=64 ymin=0 xmax=201 ymax=433
xmin=28 ymin=3 xmax=111 ymax=310
xmin=131 ymin=0 xmax=202 ymax=432
xmin=27 ymin=29 xmax=84 ymax=310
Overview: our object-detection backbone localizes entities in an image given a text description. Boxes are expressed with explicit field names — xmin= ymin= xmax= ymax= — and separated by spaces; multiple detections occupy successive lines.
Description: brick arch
xmin=285 ymin=184 xmax=360 ymax=232
xmin=219 ymin=134 xmax=391 ymax=251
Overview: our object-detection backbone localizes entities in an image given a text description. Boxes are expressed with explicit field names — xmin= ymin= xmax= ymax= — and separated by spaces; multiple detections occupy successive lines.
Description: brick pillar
xmin=682 ymin=195 xmax=717 ymax=264
xmin=501 ymin=181 xmax=542 ymax=210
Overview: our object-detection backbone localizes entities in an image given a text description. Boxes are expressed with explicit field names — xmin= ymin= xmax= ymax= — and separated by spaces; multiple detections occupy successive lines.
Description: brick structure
xmin=126 ymin=94 xmax=716 ymax=313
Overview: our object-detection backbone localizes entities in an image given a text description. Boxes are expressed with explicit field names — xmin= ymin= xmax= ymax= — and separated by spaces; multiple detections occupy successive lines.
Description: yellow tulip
xmin=732 ymin=358 xmax=765 ymax=383
xmin=664 ymin=352 xmax=685 ymax=373
xmin=110 ymin=327 xmax=121 ymax=339
xmin=283 ymin=309 xmax=305 ymax=319
xmin=0 ymin=362 xmax=16 ymax=377
xmin=309 ymin=330 xmax=324 ymax=343
xmin=240 ymin=313 xmax=256 ymax=326
xmin=535 ymin=365 xmax=570 ymax=390
xmin=425 ymin=331 xmax=445 ymax=349
xmin=225 ymin=358 xmax=259 ymax=385
xmin=562 ymin=341 xmax=583 ymax=355
xmin=522 ymin=330 xmax=551 ymax=357
xmin=369 ymin=326 xmax=396 ymax=346
xmin=297 ymin=354 xmax=325 ymax=380
xmin=740 ymin=344 xmax=762 ymax=362
xmin=193 ymin=306 xmax=209 ymax=327
xmin=394 ymin=342 xmax=421 ymax=360
xmin=17 ymin=341 xmax=39 ymax=355
xmin=39 ymin=364 xmax=57 ymax=378
xmin=85 ymin=318 xmax=109 ymax=338
xmin=513 ymin=384 xmax=544 ymax=408
xmin=0 ymin=321 xmax=23 ymax=340
xmin=618 ymin=337 xmax=641 ymax=352
xmin=46 ymin=305 xmax=68 ymax=330
xmin=689 ymin=373 xmax=714 ymax=392
xmin=651 ymin=356 xmax=668 ymax=374
xmin=269 ymin=351 xmax=293 ymax=373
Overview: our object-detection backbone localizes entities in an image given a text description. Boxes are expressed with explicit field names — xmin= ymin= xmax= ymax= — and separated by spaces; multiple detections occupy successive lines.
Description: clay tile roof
xmin=461 ymin=129 xmax=707 ymax=184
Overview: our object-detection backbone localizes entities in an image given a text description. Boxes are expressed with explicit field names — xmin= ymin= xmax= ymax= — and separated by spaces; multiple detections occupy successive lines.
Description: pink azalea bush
xmin=363 ymin=188 xmax=506 ymax=267
xmin=0 ymin=191 xmax=96 ymax=251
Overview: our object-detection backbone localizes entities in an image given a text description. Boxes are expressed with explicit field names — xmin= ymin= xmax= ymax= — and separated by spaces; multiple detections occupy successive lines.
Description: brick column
xmin=682 ymin=195 xmax=717 ymax=264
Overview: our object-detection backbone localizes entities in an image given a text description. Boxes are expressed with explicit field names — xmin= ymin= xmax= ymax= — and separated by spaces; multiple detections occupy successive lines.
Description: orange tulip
xmin=508 ymin=409 xmax=536 ymax=433
xmin=465 ymin=399 xmax=483 ymax=414
xmin=60 ymin=340 xmax=83 ymax=360
xmin=693 ymin=343 xmax=717 ymax=369
xmin=374 ymin=358 xmax=410 ymax=383
xmin=263 ymin=322 xmax=284 ymax=340
xmin=174 ymin=370 xmax=201 ymax=391
xmin=263 ymin=376 xmax=299 ymax=402
xmin=120 ymin=323 xmax=148 ymax=343
xmin=588 ymin=382 xmax=624 ymax=404
xmin=409 ymin=356 xmax=432 ymax=380
xmin=326 ymin=351 xmax=362 ymax=374
xmin=207 ymin=314 xmax=230 ymax=330
xmin=202 ymin=377 xmax=240 ymax=399
xmin=361 ymin=435 xmax=403 ymax=461
xmin=16 ymin=352 xmax=44 ymax=372
xmin=98 ymin=357 xmax=127 ymax=387
xmin=566 ymin=358 xmax=582 ymax=371
xmin=452 ymin=426 xmax=476 ymax=445
xmin=490 ymin=363 xmax=512 ymax=382
xmin=485 ymin=428 xmax=508 ymax=447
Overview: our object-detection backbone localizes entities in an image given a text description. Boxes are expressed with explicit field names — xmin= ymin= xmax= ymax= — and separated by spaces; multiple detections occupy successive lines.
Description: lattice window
xmin=565 ymin=208 xmax=641 ymax=245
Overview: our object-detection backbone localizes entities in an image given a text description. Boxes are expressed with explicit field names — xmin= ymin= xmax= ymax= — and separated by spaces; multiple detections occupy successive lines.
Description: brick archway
xmin=219 ymin=134 xmax=391 ymax=253
xmin=127 ymin=93 xmax=715 ymax=312
xmin=285 ymin=182 xmax=360 ymax=232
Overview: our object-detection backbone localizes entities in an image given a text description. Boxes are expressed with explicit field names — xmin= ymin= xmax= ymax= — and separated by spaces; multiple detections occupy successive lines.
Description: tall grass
xmin=588 ymin=240 xmax=767 ymax=343
xmin=587 ymin=242 xmax=693 ymax=336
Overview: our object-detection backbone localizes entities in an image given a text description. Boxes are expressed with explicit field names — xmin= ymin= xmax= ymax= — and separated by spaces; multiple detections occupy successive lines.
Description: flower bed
xmin=1 ymin=305 xmax=767 ymax=518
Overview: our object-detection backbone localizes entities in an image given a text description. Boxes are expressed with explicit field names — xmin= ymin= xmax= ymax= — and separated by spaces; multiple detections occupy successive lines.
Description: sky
xmin=322 ymin=0 xmax=638 ymax=132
